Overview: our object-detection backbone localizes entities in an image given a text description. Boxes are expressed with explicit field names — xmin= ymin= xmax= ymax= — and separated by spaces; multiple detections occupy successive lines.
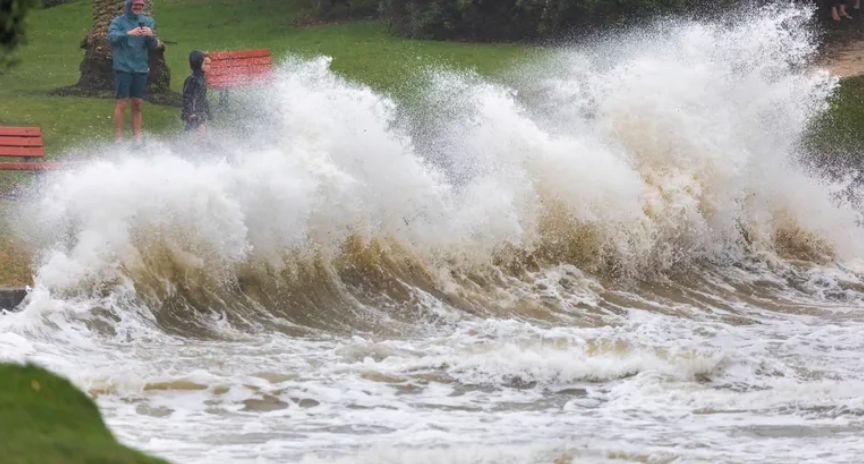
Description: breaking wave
xmin=7 ymin=5 xmax=861 ymax=338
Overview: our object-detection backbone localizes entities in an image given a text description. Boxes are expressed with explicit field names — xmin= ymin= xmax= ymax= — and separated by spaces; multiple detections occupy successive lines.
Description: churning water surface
xmin=3 ymin=5 xmax=864 ymax=464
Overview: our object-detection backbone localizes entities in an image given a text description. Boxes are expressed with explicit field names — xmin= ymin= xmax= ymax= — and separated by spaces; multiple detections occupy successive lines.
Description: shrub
xmin=1 ymin=0 xmax=37 ymax=69
xmin=317 ymin=0 xmax=381 ymax=20
xmin=380 ymin=0 xmax=695 ymax=41
xmin=41 ymin=0 xmax=80 ymax=8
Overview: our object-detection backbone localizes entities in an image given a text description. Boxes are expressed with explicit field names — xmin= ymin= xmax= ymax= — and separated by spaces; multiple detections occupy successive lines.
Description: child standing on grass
xmin=181 ymin=50 xmax=212 ymax=134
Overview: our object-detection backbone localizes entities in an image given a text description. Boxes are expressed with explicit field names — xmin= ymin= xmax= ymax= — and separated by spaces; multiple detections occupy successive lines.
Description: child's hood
xmin=189 ymin=50 xmax=207 ymax=72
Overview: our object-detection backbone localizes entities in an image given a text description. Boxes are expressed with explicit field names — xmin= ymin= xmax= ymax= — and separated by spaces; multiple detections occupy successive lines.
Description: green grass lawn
xmin=803 ymin=74 xmax=864 ymax=158
xmin=0 ymin=362 xmax=172 ymax=464
xmin=0 ymin=199 xmax=33 ymax=288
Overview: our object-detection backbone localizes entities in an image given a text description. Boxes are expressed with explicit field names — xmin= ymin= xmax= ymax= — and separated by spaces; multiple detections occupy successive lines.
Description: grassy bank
xmin=804 ymin=74 xmax=864 ymax=157
xmin=0 ymin=236 xmax=31 ymax=288
xmin=0 ymin=200 xmax=32 ymax=288
xmin=0 ymin=362 xmax=172 ymax=464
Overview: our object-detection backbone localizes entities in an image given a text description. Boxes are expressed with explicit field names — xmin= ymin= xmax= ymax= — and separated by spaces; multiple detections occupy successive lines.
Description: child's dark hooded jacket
xmin=181 ymin=51 xmax=211 ymax=124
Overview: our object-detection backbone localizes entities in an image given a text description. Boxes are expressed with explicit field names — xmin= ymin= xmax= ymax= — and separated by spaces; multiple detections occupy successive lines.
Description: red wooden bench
xmin=206 ymin=48 xmax=273 ymax=90
xmin=0 ymin=127 xmax=65 ymax=170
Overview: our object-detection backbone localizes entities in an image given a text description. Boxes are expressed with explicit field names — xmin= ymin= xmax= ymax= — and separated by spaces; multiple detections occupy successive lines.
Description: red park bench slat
xmin=208 ymin=65 xmax=273 ymax=77
xmin=209 ymin=57 xmax=272 ymax=69
xmin=206 ymin=49 xmax=273 ymax=92
xmin=210 ymin=81 xmax=271 ymax=90
xmin=0 ymin=161 xmax=69 ymax=171
xmin=0 ymin=126 xmax=69 ymax=171
xmin=209 ymin=49 xmax=271 ymax=60
xmin=209 ymin=72 xmax=272 ymax=82
xmin=0 ymin=136 xmax=43 ymax=147
xmin=209 ymin=74 xmax=273 ymax=89
xmin=0 ymin=147 xmax=46 ymax=157
xmin=210 ymin=75 xmax=272 ymax=83
xmin=0 ymin=127 xmax=41 ymax=137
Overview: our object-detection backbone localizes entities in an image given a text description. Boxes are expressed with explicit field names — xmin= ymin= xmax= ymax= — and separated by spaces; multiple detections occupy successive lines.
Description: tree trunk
xmin=75 ymin=0 xmax=170 ymax=95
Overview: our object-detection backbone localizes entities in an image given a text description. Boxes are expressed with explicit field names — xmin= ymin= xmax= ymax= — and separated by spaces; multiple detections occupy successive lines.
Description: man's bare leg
xmin=114 ymin=98 xmax=129 ymax=143
xmin=131 ymin=98 xmax=143 ymax=145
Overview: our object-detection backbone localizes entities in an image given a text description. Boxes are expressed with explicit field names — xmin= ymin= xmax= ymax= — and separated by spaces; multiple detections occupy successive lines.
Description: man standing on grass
xmin=107 ymin=0 xmax=159 ymax=145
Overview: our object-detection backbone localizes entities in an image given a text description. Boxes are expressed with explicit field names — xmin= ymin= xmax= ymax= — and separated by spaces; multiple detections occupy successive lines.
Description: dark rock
xmin=0 ymin=287 xmax=27 ymax=312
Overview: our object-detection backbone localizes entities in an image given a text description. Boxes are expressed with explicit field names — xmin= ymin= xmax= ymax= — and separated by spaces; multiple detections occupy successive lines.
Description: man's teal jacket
xmin=106 ymin=0 xmax=158 ymax=74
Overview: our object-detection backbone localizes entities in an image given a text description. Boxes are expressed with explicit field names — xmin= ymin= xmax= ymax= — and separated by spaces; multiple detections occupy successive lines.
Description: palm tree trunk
xmin=75 ymin=0 xmax=170 ymax=95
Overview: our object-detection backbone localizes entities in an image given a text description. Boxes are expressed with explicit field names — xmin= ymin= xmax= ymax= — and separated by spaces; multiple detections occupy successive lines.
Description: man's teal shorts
xmin=115 ymin=71 xmax=148 ymax=99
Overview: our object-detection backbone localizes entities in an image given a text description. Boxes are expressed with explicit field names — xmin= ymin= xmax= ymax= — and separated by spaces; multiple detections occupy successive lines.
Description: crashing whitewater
xmin=3 ymin=5 xmax=864 ymax=464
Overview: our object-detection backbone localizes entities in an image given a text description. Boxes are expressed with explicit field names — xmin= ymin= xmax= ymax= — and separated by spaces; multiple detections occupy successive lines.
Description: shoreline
xmin=820 ymin=39 xmax=864 ymax=78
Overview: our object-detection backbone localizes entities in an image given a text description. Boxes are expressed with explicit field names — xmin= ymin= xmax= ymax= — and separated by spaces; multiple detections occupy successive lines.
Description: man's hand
xmin=141 ymin=27 xmax=154 ymax=37
xmin=127 ymin=28 xmax=142 ymax=37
